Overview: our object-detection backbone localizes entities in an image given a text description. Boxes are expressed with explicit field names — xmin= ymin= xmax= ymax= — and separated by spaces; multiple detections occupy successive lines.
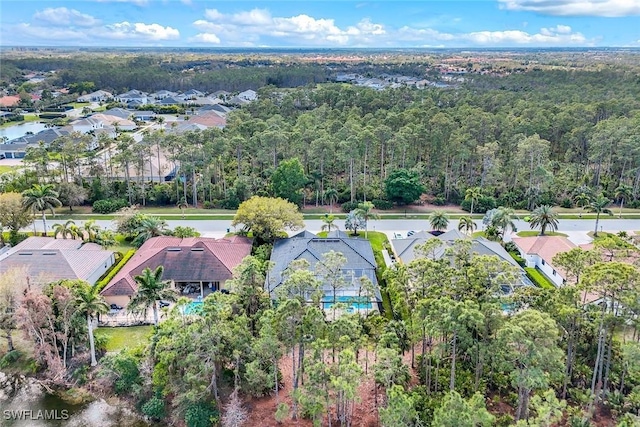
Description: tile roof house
xmin=115 ymin=90 xmax=148 ymax=105
xmin=189 ymin=111 xmax=227 ymax=129
xmin=0 ymin=237 xmax=115 ymax=287
xmin=511 ymin=236 xmax=577 ymax=287
xmin=392 ymin=229 xmax=531 ymax=290
xmin=266 ymin=230 xmax=382 ymax=312
xmin=100 ymin=236 xmax=252 ymax=308
xmin=77 ymin=90 xmax=113 ymax=102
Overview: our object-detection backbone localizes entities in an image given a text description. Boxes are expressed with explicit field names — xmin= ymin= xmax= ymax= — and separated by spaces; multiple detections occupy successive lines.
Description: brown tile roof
xmin=100 ymin=236 xmax=252 ymax=297
xmin=189 ymin=111 xmax=226 ymax=128
xmin=512 ymin=236 xmax=576 ymax=273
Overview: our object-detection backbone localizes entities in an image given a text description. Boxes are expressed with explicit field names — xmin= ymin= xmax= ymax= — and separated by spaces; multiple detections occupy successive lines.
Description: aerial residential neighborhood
xmin=1 ymin=2 xmax=640 ymax=424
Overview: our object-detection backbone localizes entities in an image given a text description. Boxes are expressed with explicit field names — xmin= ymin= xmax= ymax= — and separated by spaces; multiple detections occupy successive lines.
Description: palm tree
xmin=22 ymin=184 xmax=62 ymax=236
xmin=429 ymin=211 xmax=449 ymax=232
xmin=177 ymin=198 xmax=188 ymax=219
xmin=74 ymin=283 xmax=109 ymax=366
xmin=464 ymin=187 xmax=483 ymax=216
xmin=586 ymin=195 xmax=613 ymax=237
xmin=614 ymin=184 xmax=633 ymax=218
xmin=457 ymin=216 xmax=477 ymax=236
xmin=53 ymin=220 xmax=79 ymax=239
xmin=321 ymin=214 xmax=339 ymax=232
xmin=81 ymin=220 xmax=101 ymax=242
xmin=355 ymin=201 xmax=379 ymax=238
xmin=129 ymin=266 xmax=179 ymax=326
xmin=132 ymin=217 xmax=169 ymax=247
xmin=492 ymin=207 xmax=518 ymax=237
xmin=529 ymin=205 xmax=559 ymax=236
xmin=324 ymin=188 xmax=339 ymax=214
xmin=573 ymin=192 xmax=591 ymax=218
xmin=94 ymin=230 xmax=117 ymax=249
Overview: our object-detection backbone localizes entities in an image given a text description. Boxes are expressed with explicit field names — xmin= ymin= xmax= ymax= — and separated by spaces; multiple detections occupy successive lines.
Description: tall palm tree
xmin=587 ymin=195 xmax=613 ymax=237
xmin=457 ymin=216 xmax=477 ymax=236
xmin=22 ymin=184 xmax=62 ymax=236
xmin=74 ymin=282 xmax=109 ymax=366
xmin=614 ymin=184 xmax=633 ymax=218
xmin=573 ymin=192 xmax=591 ymax=218
xmin=324 ymin=188 xmax=339 ymax=214
xmin=53 ymin=220 xmax=79 ymax=239
xmin=529 ymin=205 xmax=559 ymax=236
xmin=321 ymin=214 xmax=339 ymax=232
xmin=429 ymin=211 xmax=449 ymax=232
xmin=129 ymin=266 xmax=179 ymax=326
xmin=132 ymin=217 xmax=169 ymax=247
xmin=464 ymin=187 xmax=483 ymax=216
xmin=355 ymin=201 xmax=379 ymax=238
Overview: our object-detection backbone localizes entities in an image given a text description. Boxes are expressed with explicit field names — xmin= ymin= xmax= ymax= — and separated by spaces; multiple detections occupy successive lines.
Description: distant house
xmin=237 ymin=89 xmax=258 ymax=102
xmin=115 ymin=90 xmax=148 ymax=105
xmin=0 ymin=237 xmax=115 ymax=287
xmin=511 ymin=236 xmax=577 ymax=287
xmin=100 ymin=236 xmax=252 ymax=309
xmin=266 ymin=230 xmax=382 ymax=312
xmin=150 ymin=90 xmax=177 ymax=100
xmin=102 ymin=108 xmax=133 ymax=120
xmin=70 ymin=117 xmax=105 ymax=134
xmin=197 ymin=104 xmax=232 ymax=115
xmin=77 ymin=90 xmax=113 ymax=103
xmin=6 ymin=128 xmax=72 ymax=156
xmin=183 ymin=89 xmax=205 ymax=98
xmin=132 ymin=111 xmax=156 ymax=121
xmin=391 ymin=229 xmax=531 ymax=291
xmin=158 ymin=96 xmax=185 ymax=105
xmin=90 ymin=113 xmax=136 ymax=131
xmin=189 ymin=111 xmax=226 ymax=129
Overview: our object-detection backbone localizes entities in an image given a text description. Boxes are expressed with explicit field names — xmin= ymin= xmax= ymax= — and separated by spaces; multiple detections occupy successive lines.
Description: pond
xmin=0 ymin=122 xmax=49 ymax=141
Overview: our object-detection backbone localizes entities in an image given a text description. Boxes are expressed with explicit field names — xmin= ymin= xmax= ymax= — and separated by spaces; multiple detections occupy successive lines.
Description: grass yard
xmin=95 ymin=326 xmax=153 ymax=352
xmin=0 ymin=165 xmax=18 ymax=174
xmin=516 ymin=231 xmax=568 ymax=237
xmin=113 ymin=234 xmax=136 ymax=254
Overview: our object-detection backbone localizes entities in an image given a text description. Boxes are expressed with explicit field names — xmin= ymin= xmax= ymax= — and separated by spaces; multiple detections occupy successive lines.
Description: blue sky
xmin=1 ymin=0 xmax=639 ymax=47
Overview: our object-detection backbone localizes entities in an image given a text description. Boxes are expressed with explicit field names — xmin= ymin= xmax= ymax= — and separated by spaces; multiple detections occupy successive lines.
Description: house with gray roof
xmin=391 ymin=229 xmax=532 ymax=291
xmin=0 ymin=237 xmax=115 ymax=287
xmin=266 ymin=230 xmax=382 ymax=312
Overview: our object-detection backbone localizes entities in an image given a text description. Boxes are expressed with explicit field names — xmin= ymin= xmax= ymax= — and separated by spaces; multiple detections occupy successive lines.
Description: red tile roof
xmin=512 ymin=236 xmax=576 ymax=274
xmin=189 ymin=111 xmax=226 ymax=128
xmin=100 ymin=236 xmax=252 ymax=297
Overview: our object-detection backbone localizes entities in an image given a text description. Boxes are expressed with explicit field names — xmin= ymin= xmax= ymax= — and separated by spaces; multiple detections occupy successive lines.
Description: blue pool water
xmin=322 ymin=296 xmax=372 ymax=310
xmin=183 ymin=301 xmax=203 ymax=315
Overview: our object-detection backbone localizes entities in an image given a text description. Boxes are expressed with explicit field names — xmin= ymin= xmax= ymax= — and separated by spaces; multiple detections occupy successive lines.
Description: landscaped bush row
xmin=95 ymin=249 xmax=136 ymax=293
xmin=38 ymin=113 xmax=67 ymax=119
xmin=525 ymin=267 xmax=556 ymax=290
xmin=371 ymin=199 xmax=393 ymax=210
xmin=93 ymin=199 xmax=129 ymax=214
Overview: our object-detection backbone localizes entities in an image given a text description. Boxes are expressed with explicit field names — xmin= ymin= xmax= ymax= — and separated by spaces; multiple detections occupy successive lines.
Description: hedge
xmin=95 ymin=249 xmax=136 ymax=293
xmin=372 ymin=199 xmax=393 ymax=210
xmin=525 ymin=267 xmax=556 ymax=290
xmin=93 ymin=199 xmax=128 ymax=214
xmin=508 ymin=251 xmax=526 ymax=267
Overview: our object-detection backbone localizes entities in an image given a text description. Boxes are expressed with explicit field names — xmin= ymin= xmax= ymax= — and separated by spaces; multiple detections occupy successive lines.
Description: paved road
xmin=31 ymin=218 xmax=640 ymax=239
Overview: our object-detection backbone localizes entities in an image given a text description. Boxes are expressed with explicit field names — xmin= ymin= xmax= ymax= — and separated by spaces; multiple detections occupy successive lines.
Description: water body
xmin=0 ymin=122 xmax=48 ymax=142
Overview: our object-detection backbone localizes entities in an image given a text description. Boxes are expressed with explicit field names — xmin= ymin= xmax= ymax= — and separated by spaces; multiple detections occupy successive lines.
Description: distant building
xmin=512 ymin=236 xmax=577 ymax=287
xmin=77 ymin=90 xmax=113 ymax=103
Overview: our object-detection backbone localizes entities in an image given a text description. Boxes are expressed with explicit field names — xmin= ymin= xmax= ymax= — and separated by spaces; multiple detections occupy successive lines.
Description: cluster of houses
xmin=1 ymin=221 xmax=618 ymax=325
xmin=335 ymin=73 xmax=449 ymax=90
xmin=0 ymin=86 xmax=258 ymax=161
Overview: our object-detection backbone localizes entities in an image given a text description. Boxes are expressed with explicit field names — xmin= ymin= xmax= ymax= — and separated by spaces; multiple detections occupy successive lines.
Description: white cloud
xmin=95 ymin=0 xmax=149 ymax=5
xmin=11 ymin=23 xmax=90 ymax=41
xmin=102 ymin=22 xmax=180 ymax=40
xmin=464 ymin=29 xmax=587 ymax=44
xmin=190 ymin=33 xmax=221 ymax=44
xmin=499 ymin=0 xmax=640 ymax=17
xmin=33 ymin=7 xmax=100 ymax=27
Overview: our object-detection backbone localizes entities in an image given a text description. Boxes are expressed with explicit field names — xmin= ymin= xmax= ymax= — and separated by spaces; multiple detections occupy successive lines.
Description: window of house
xmin=552 ymin=270 xmax=556 ymax=276
xmin=541 ymin=259 xmax=545 ymax=265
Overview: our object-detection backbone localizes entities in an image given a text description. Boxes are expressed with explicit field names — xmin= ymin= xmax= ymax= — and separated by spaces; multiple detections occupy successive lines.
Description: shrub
xmin=184 ymin=402 xmax=219 ymax=427
xmin=372 ymin=199 xmax=393 ymax=210
xmin=95 ymin=249 xmax=136 ymax=292
xmin=509 ymin=252 xmax=526 ymax=267
xmin=0 ymin=350 xmax=22 ymax=368
xmin=560 ymin=198 xmax=574 ymax=208
xmin=92 ymin=199 xmax=128 ymax=214
xmin=341 ymin=201 xmax=359 ymax=213
xmin=432 ymin=196 xmax=446 ymax=206
xmin=141 ymin=396 xmax=166 ymax=420
xmin=460 ymin=195 xmax=497 ymax=213
xmin=525 ymin=267 xmax=556 ymax=289
xmin=38 ymin=113 xmax=66 ymax=119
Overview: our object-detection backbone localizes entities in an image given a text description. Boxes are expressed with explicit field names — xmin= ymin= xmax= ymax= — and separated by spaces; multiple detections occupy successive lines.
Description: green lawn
xmin=472 ymin=231 xmax=487 ymax=238
xmin=95 ymin=326 xmax=153 ymax=352
xmin=516 ymin=231 xmax=568 ymax=237
xmin=0 ymin=165 xmax=18 ymax=174
xmin=112 ymin=234 xmax=136 ymax=254
xmin=65 ymin=102 xmax=91 ymax=109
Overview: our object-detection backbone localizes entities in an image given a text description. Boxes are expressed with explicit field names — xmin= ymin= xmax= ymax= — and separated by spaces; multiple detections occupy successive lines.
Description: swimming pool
xmin=182 ymin=300 xmax=203 ymax=315
xmin=322 ymin=296 xmax=373 ymax=310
